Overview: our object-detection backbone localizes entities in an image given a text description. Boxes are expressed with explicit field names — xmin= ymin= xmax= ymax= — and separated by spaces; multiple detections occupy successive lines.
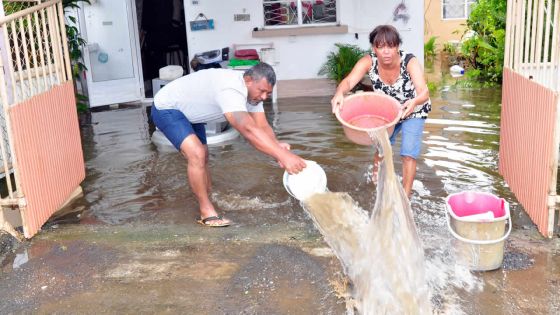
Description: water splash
xmin=213 ymin=192 xmax=291 ymax=211
xmin=303 ymin=129 xmax=431 ymax=314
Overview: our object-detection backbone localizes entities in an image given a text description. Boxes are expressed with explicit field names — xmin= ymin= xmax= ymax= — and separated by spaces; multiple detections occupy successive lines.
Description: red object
xmin=234 ymin=49 xmax=259 ymax=60
xmin=10 ymin=82 xmax=85 ymax=238
xmin=335 ymin=92 xmax=401 ymax=145
xmin=499 ymin=68 xmax=558 ymax=236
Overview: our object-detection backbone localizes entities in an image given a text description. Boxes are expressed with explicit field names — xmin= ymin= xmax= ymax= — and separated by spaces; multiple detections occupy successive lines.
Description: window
xmin=442 ymin=0 xmax=476 ymax=20
xmin=263 ymin=0 xmax=337 ymax=27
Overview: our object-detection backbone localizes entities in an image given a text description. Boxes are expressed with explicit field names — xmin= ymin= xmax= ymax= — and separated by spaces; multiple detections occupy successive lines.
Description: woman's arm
xmin=402 ymin=57 xmax=430 ymax=118
xmin=330 ymin=55 xmax=372 ymax=113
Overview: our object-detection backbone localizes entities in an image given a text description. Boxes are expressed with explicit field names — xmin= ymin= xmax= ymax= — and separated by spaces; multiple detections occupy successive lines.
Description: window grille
xmin=263 ymin=0 xmax=337 ymax=27
xmin=442 ymin=0 xmax=476 ymax=20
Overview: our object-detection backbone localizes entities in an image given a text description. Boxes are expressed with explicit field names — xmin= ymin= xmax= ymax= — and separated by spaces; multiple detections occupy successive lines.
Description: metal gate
xmin=500 ymin=0 xmax=560 ymax=237
xmin=0 ymin=0 xmax=85 ymax=238
xmin=499 ymin=68 xmax=558 ymax=237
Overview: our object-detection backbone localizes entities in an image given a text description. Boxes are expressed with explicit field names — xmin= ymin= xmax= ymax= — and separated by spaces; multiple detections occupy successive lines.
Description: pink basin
xmin=335 ymin=92 xmax=402 ymax=146
xmin=447 ymin=191 xmax=507 ymax=219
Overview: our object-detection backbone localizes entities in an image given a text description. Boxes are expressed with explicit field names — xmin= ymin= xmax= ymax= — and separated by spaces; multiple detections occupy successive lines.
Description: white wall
xmin=183 ymin=0 xmax=424 ymax=80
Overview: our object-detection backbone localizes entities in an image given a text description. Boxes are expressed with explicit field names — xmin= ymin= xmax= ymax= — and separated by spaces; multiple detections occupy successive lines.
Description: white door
xmin=80 ymin=0 xmax=143 ymax=107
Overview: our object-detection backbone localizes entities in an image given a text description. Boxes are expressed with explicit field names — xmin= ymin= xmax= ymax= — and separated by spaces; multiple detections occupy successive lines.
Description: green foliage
xmin=426 ymin=81 xmax=438 ymax=94
xmin=318 ymin=43 xmax=367 ymax=84
xmin=460 ymin=0 xmax=507 ymax=84
xmin=442 ymin=42 xmax=457 ymax=55
xmin=76 ymin=92 xmax=88 ymax=112
xmin=65 ymin=13 xmax=88 ymax=79
xmin=63 ymin=0 xmax=87 ymax=9
xmin=63 ymin=1 xmax=90 ymax=77
xmin=3 ymin=1 xmax=34 ymax=13
xmin=65 ymin=1 xmax=91 ymax=113
xmin=424 ymin=36 xmax=437 ymax=60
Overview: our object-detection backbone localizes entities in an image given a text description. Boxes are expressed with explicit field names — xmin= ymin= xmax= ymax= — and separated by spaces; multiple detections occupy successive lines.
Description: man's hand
xmin=276 ymin=143 xmax=292 ymax=169
xmin=278 ymin=151 xmax=306 ymax=174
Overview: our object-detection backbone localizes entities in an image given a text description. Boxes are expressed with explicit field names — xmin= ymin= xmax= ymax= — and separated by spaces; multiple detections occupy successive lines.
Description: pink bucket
xmin=445 ymin=191 xmax=511 ymax=271
xmin=335 ymin=92 xmax=402 ymax=145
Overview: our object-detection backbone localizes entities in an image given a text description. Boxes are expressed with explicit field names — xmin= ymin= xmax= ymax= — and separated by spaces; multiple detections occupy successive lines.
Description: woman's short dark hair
xmin=244 ymin=62 xmax=276 ymax=86
xmin=369 ymin=25 xmax=402 ymax=48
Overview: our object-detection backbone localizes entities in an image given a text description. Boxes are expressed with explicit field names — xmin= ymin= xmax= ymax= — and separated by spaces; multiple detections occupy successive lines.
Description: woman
xmin=331 ymin=25 xmax=431 ymax=198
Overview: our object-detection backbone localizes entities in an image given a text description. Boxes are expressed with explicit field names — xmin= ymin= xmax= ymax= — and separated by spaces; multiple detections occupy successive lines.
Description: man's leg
xmin=151 ymin=106 xmax=230 ymax=226
xmin=204 ymin=147 xmax=212 ymax=194
xmin=179 ymin=136 xmax=229 ymax=225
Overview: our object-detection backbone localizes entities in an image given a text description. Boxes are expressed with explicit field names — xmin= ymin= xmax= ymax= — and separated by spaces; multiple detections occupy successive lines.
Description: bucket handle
xmin=445 ymin=204 xmax=512 ymax=245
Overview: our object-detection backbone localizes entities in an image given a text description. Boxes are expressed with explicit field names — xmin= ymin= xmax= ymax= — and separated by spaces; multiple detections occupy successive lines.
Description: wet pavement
xmin=1 ymin=80 xmax=560 ymax=314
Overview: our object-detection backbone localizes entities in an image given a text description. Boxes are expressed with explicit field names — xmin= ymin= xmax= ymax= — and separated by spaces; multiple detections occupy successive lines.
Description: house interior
xmin=135 ymin=0 xmax=189 ymax=97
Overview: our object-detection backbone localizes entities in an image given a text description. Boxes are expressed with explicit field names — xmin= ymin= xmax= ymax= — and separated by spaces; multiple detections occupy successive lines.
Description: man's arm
xmin=250 ymin=111 xmax=291 ymax=150
xmin=224 ymin=111 xmax=304 ymax=174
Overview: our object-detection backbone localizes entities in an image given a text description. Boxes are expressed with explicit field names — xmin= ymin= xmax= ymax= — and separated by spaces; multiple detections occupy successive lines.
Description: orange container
xmin=335 ymin=92 xmax=402 ymax=145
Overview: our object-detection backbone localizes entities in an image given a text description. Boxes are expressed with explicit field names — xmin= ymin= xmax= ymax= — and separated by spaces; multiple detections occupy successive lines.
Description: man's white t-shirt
xmin=153 ymin=68 xmax=264 ymax=123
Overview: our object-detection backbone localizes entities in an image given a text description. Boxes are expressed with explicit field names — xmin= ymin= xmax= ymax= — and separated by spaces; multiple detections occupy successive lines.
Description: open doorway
xmin=135 ymin=0 xmax=189 ymax=98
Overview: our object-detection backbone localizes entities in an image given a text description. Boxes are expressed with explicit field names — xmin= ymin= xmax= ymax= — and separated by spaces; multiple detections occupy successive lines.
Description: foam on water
xmin=212 ymin=192 xmax=291 ymax=211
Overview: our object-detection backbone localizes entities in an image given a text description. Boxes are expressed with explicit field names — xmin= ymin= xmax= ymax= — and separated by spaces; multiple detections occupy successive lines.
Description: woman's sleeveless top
xmin=368 ymin=50 xmax=431 ymax=120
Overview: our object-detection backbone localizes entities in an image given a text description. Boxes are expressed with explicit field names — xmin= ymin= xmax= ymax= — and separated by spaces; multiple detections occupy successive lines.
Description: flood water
xmin=1 ymin=84 xmax=560 ymax=314
xmin=304 ymin=128 xmax=431 ymax=314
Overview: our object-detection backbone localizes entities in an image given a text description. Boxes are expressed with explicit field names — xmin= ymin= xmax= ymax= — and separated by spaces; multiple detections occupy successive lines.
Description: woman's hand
xmin=401 ymin=99 xmax=416 ymax=119
xmin=330 ymin=55 xmax=373 ymax=114
xmin=331 ymin=93 xmax=344 ymax=114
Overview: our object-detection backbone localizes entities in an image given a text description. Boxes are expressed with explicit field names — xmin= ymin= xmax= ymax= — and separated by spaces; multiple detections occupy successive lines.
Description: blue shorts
xmin=151 ymin=105 xmax=207 ymax=150
xmin=389 ymin=118 xmax=426 ymax=159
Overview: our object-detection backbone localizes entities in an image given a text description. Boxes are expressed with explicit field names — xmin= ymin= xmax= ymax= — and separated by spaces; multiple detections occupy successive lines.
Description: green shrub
xmin=318 ymin=43 xmax=367 ymax=84
xmin=426 ymin=81 xmax=438 ymax=94
xmin=460 ymin=0 xmax=506 ymax=84
xmin=443 ymin=42 xmax=457 ymax=55
xmin=424 ymin=36 xmax=437 ymax=60
xmin=64 ymin=0 xmax=91 ymax=112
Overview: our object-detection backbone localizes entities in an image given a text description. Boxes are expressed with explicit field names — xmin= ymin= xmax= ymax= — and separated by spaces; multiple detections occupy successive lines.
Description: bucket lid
xmin=283 ymin=160 xmax=327 ymax=201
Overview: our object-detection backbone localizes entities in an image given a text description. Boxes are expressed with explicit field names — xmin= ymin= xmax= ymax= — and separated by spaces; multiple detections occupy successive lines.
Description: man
xmin=151 ymin=63 xmax=306 ymax=227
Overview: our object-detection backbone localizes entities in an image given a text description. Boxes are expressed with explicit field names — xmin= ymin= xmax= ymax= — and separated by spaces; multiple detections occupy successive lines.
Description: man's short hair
xmin=244 ymin=62 xmax=276 ymax=86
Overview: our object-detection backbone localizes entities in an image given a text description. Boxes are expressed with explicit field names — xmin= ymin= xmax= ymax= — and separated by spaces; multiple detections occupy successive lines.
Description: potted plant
xmin=318 ymin=43 xmax=370 ymax=91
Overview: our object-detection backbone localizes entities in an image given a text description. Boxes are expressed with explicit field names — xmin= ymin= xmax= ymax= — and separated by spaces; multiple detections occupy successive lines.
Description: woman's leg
xmin=397 ymin=118 xmax=426 ymax=198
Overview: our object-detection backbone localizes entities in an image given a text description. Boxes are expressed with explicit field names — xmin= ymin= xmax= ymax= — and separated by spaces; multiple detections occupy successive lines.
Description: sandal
xmin=196 ymin=215 xmax=231 ymax=227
